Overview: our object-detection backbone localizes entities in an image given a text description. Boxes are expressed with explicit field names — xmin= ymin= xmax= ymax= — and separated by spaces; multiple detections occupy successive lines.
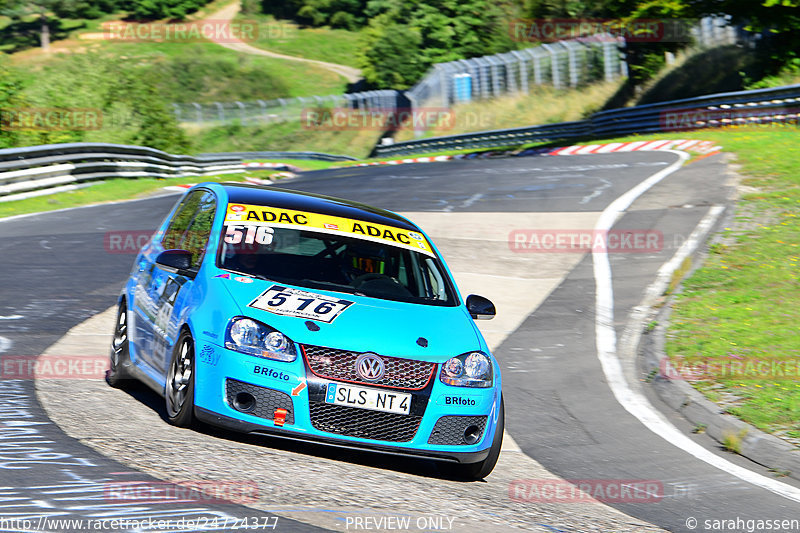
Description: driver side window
xmin=162 ymin=190 xmax=217 ymax=268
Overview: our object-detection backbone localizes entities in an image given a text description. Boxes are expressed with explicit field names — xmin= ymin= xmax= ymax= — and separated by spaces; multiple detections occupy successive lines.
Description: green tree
xmin=1 ymin=0 xmax=63 ymax=49
xmin=359 ymin=0 xmax=515 ymax=88
xmin=691 ymin=0 xmax=800 ymax=74
xmin=0 ymin=0 xmax=129 ymax=52
xmin=124 ymin=0 xmax=211 ymax=20
xmin=358 ymin=15 xmax=423 ymax=88
xmin=261 ymin=0 xmax=368 ymax=28
xmin=106 ymin=63 xmax=191 ymax=153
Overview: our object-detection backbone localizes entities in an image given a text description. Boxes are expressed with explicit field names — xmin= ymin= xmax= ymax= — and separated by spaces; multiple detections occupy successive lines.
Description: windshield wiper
xmin=300 ymin=279 xmax=365 ymax=296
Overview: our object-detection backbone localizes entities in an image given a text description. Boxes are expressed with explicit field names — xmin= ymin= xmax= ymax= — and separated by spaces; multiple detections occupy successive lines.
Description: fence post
xmin=256 ymin=100 xmax=266 ymax=123
xmin=437 ymin=66 xmax=449 ymax=108
xmin=501 ymin=54 xmax=517 ymax=94
xmin=192 ymin=103 xmax=202 ymax=123
xmin=561 ymin=41 xmax=579 ymax=87
xmin=511 ymin=51 xmax=528 ymax=94
xmin=603 ymin=40 xmax=615 ymax=82
xmin=541 ymin=44 xmax=561 ymax=89
xmin=527 ymin=48 xmax=543 ymax=85
xmin=485 ymin=56 xmax=500 ymax=97
xmin=406 ymin=92 xmax=425 ymax=139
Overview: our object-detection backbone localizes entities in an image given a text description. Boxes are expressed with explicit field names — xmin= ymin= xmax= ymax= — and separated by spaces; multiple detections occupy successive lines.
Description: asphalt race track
xmin=2 ymin=151 xmax=799 ymax=532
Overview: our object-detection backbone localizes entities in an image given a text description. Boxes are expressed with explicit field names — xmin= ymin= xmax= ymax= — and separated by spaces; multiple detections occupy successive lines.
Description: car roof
xmin=217 ymin=183 xmax=419 ymax=231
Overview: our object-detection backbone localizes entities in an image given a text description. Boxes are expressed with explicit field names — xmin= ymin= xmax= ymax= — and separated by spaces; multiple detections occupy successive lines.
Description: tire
xmin=457 ymin=396 xmax=504 ymax=480
xmin=106 ymin=300 xmax=133 ymax=388
xmin=165 ymin=330 xmax=196 ymax=427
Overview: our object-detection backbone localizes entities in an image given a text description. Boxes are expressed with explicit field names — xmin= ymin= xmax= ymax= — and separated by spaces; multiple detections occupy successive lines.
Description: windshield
xmin=218 ymin=221 xmax=457 ymax=306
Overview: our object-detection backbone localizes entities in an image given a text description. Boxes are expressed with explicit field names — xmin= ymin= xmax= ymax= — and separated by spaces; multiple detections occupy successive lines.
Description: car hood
xmin=215 ymin=274 xmax=482 ymax=361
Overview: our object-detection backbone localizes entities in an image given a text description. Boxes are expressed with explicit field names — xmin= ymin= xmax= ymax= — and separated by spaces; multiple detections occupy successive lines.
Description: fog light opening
xmin=233 ymin=392 xmax=256 ymax=412
xmin=464 ymin=425 xmax=482 ymax=445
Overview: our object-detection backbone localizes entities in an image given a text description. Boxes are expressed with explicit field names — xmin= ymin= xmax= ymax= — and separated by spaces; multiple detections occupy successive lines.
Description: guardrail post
xmin=214 ymin=102 xmax=225 ymax=123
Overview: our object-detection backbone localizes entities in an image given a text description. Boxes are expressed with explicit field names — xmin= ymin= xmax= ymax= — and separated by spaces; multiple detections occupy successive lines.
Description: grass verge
xmin=247 ymin=159 xmax=344 ymax=171
xmin=651 ymin=126 xmax=800 ymax=443
xmin=0 ymin=170 xmax=276 ymax=219
xmin=232 ymin=12 xmax=361 ymax=68
xmin=188 ymin=121 xmax=382 ymax=159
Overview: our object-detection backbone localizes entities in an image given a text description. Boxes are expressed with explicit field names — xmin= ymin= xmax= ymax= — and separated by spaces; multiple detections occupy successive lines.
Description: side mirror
xmin=466 ymin=294 xmax=495 ymax=320
xmin=156 ymin=249 xmax=195 ymax=277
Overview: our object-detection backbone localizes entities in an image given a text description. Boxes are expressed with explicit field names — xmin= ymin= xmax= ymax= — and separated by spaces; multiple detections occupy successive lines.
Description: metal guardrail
xmin=374 ymin=83 xmax=800 ymax=157
xmin=199 ymin=151 xmax=358 ymax=162
xmin=374 ymin=121 xmax=591 ymax=156
xmin=6 ymin=84 xmax=799 ymax=203
xmin=0 ymin=143 xmax=244 ymax=203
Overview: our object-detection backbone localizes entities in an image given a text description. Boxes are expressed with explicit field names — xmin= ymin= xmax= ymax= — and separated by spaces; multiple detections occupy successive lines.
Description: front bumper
xmin=195 ymin=407 xmax=490 ymax=464
xmin=193 ymin=341 xmax=502 ymax=464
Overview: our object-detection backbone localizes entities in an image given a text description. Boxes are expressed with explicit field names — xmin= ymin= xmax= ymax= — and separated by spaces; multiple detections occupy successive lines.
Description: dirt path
xmin=207 ymin=2 xmax=362 ymax=83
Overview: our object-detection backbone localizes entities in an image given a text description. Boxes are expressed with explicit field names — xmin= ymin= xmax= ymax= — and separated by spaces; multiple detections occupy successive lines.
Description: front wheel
xmin=457 ymin=396 xmax=504 ymax=480
xmin=165 ymin=330 xmax=196 ymax=427
xmin=107 ymin=300 xmax=132 ymax=388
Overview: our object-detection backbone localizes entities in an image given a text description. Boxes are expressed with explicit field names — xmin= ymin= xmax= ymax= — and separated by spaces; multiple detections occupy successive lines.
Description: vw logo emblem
xmin=355 ymin=353 xmax=385 ymax=381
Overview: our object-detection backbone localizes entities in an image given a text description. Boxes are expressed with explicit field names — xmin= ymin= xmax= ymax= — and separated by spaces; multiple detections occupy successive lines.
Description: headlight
xmin=440 ymin=351 xmax=493 ymax=388
xmin=225 ymin=317 xmax=297 ymax=362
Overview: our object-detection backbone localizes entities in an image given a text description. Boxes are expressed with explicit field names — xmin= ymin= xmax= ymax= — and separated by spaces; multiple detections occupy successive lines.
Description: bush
xmin=124 ymin=0 xmax=211 ymax=20
xmin=11 ymin=53 xmax=190 ymax=152
xmin=358 ymin=16 xmax=423 ymax=89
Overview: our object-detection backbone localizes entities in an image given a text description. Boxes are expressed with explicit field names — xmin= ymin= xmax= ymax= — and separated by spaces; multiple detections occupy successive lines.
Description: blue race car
xmin=108 ymin=183 xmax=503 ymax=478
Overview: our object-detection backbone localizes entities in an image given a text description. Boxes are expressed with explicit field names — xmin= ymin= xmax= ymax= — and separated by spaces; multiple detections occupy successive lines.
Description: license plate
xmin=325 ymin=383 xmax=411 ymax=415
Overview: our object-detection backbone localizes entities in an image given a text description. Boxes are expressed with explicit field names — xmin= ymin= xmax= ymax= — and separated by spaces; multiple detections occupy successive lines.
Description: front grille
xmin=225 ymin=379 xmax=295 ymax=424
xmin=309 ymin=402 xmax=422 ymax=442
xmin=428 ymin=415 xmax=487 ymax=445
xmin=302 ymin=344 xmax=435 ymax=390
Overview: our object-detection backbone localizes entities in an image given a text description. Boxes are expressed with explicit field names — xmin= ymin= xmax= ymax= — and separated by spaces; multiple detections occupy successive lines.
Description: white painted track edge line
xmin=592 ymin=150 xmax=800 ymax=503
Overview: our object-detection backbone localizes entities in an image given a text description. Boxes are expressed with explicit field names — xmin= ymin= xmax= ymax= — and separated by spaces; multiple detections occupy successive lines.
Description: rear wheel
xmin=457 ymin=396 xmax=504 ymax=480
xmin=106 ymin=300 xmax=132 ymax=388
xmin=166 ymin=330 xmax=196 ymax=427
